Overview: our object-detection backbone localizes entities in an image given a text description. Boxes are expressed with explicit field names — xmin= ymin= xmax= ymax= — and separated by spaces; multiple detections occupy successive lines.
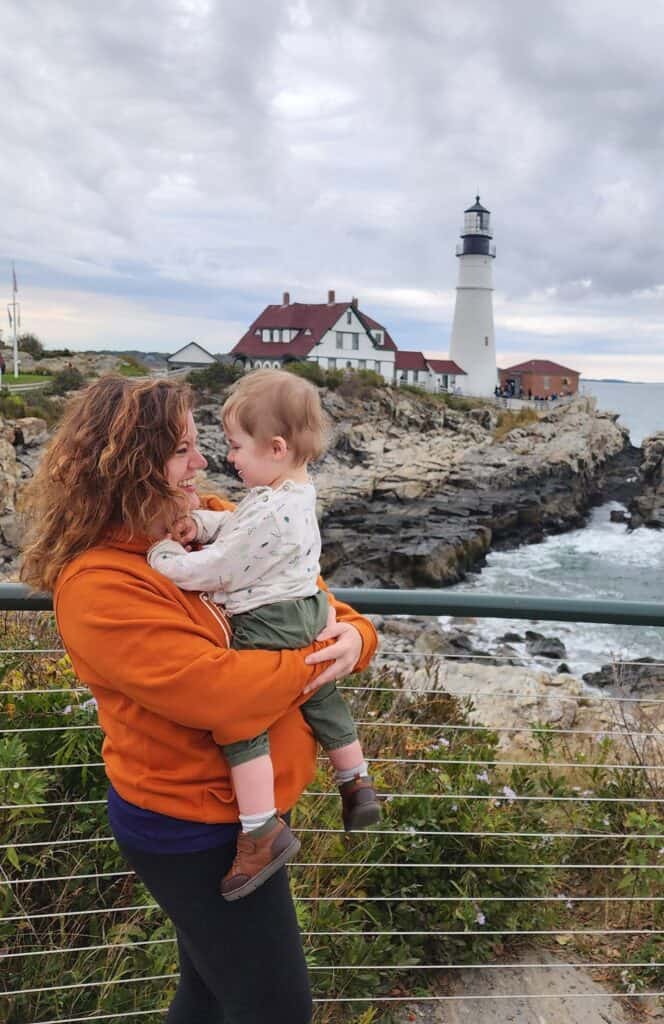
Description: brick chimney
xmin=351 ymin=296 xmax=358 ymax=310
xmin=327 ymin=289 xmax=335 ymax=305
xmin=282 ymin=291 xmax=290 ymax=306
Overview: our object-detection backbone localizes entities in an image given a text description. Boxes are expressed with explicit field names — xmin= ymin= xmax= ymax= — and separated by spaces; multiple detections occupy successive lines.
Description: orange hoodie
xmin=54 ymin=497 xmax=378 ymax=823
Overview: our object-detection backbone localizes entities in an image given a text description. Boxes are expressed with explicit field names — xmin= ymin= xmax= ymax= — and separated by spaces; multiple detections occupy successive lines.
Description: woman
xmin=21 ymin=374 xmax=377 ymax=1024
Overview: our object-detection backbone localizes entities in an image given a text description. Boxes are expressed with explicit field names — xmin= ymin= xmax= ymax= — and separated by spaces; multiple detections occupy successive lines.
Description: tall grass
xmin=1 ymin=612 xmax=662 ymax=1022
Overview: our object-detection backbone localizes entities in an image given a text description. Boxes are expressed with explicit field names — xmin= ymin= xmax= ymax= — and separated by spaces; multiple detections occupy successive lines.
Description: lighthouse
xmin=448 ymin=196 xmax=497 ymax=397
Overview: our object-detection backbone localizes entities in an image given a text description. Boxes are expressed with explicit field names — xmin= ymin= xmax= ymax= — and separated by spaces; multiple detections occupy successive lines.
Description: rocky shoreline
xmin=0 ymin=385 xmax=648 ymax=581
xmin=369 ymin=613 xmax=664 ymax=756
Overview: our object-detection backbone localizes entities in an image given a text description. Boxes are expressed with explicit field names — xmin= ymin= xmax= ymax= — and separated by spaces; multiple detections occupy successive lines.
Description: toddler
xmin=148 ymin=369 xmax=380 ymax=901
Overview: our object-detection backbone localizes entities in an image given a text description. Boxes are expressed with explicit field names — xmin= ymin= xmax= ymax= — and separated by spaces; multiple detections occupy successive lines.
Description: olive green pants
xmin=223 ymin=592 xmax=358 ymax=767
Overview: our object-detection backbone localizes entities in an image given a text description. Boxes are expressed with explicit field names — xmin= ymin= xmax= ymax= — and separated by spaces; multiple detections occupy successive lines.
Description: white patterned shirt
xmin=147 ymin=480 xmax=321 ymax=615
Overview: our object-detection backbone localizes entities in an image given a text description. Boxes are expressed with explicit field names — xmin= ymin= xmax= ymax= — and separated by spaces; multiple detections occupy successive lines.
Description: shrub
xmin=47 ymin=366 xmax=86 ymax=395
xmin=2 ymin=614 xmax=661 ymax=1022
xmin=284 ymin=361 xmax=344 ymax=389
xmin=188 ymin=361 xmax=243 ymax=393
xmin=493 ymin=407 xmax=539 ymax=441
xmin=17 ymin=333 xmax=44 ymax=359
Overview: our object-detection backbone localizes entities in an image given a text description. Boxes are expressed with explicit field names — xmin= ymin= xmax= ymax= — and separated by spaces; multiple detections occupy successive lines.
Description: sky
xmin=2 ymin=0 xmax=664 ymax=380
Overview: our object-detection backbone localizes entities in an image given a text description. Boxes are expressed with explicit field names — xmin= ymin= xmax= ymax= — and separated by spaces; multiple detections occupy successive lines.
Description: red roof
xmin=231 ymin=301 xmax=397 ymax=358
xmin=501 ymin=359 xmax=579 ymax=376
xmin=427 ymin=359 xmax=466 ymax=376
xmin=395 ymin=350 xmax=429 ymax=371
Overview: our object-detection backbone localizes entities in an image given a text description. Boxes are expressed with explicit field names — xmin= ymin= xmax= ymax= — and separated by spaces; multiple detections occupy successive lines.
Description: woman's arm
xmin=55 ymin=571 xmax=328 ymax=748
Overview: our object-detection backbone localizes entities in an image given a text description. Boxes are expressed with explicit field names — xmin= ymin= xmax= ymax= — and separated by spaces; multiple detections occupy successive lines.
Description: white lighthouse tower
xmin=449 ymin=196 xmax=497 ymax=397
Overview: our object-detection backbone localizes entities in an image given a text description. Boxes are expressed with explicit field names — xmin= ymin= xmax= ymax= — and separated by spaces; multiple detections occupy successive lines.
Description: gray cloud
xmin=1 ymin=0 xmax=664 ymax=370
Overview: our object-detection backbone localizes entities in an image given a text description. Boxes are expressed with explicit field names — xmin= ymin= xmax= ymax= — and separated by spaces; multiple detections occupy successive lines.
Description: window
xmin=442 ymin=374 xmax=448 ymax=389
xmin=346 ymin=310 xmax=352 ymax=324
xmin=562 ymin=377 xmax=569 ymax=385
xmin=272 ymin=361 xmax=280 ymax=369
xmin=352 ymin=333 xmax=359 ymax=350
xmin=336 ymin=332 xmax=343 ymax=349
xmin=543 ymin=376 xmax=551 ymax=389
xmin=375 ymin=360 xmax=381 ymax=372
xmin=359 ymin=359 xmax=366 ymax=369
xmin=328 ymin=357 xmax=337 ymax=369
xmin=346 ymin=361 xmax=352 ymax=369
xmin=270 ymin=329 xmax=275 ymax=341
xmin=373 ymin=330 xmax=383 ymax=345
xmin=484 ymin=336 xmax=489 ymax=347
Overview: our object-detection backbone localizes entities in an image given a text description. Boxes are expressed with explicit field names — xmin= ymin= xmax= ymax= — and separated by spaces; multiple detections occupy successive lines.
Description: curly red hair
xmin=20 ymin=375 xmax=193 ymax=591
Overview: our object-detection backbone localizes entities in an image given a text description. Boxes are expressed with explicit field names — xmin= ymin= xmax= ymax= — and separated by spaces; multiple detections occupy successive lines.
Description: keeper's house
xmin=229 ymin=291 xmax=397 ymax=383
xmin=499 ymin=359 xmax=580 ymax=399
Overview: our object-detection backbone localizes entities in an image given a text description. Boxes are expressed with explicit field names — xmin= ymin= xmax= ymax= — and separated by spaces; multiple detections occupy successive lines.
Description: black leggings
xmin=118 ymin=838 xmax=312 ymax=1024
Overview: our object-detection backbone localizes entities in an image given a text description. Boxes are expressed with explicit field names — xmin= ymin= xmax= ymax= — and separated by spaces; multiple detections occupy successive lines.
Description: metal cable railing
xmin=2 ymin=584 xmax=664 ymax=1021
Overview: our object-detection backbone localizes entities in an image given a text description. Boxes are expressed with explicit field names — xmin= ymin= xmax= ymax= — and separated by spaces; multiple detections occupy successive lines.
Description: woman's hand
xmin=303 ymin=605 xmax=363 ymax=692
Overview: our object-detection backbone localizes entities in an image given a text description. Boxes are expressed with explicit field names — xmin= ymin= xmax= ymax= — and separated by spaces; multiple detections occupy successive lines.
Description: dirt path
xmin=398 ymin=950 xmax=662 ymax=1024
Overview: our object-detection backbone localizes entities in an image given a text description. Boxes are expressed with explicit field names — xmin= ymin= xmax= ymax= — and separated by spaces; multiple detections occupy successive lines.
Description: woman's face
xmin=164 ymin=411 xmax=207 ymax=511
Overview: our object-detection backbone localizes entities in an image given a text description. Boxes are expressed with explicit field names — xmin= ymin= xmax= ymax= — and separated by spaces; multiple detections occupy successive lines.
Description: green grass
xmin=0 ymin=371 xmax=53 ymax=385
xmin=118 ymin=360 xmax=149 ymax=377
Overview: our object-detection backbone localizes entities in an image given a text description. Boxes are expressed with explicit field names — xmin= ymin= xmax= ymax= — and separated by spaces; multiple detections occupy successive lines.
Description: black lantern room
xmin=457 ymin=196 xmax=495 ymax=257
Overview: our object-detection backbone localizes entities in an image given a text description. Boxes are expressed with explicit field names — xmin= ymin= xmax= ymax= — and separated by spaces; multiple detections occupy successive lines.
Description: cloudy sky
xmin=2 ymin=0 xmax=664 ymax=380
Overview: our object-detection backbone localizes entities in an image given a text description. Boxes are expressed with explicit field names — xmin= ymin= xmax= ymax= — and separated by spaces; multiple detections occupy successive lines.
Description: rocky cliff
xmin=0 ymin=386 xmax=640 ymax=581
xmin=628 ymin=430 xmax=664 ymax=528
xmin=194 ymin=388 xmax=640 ymax=589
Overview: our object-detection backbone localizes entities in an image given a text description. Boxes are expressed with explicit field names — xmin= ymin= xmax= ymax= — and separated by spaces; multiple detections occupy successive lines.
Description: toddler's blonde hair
xmin=222 ymin=368 xmax=329 ymax=464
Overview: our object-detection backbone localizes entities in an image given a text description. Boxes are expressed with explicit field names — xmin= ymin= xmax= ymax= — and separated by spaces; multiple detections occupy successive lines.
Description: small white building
xmin=448 ymin=196 xmax=498 ymax=397
xmin=168 ymin=342 xmax=218 ymax=371
xmin=395 ymin=351 xmax=466 ymax=393
xmin=230 ymin=292 xmax=397 ymax=383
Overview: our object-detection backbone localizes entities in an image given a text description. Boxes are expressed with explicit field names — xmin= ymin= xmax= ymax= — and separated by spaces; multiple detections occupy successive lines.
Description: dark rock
xmin=582 ymin=657 xmax=663 ymax=695
xmin=500 ymin=632 xmax=524 ymax=643
xmin=526 ymin=635 xmax=567 ymax=659
xmin=610 ymin=509 xmax=629 ymax=523
xmin=557 ymin=663 xmax=571 ymax=674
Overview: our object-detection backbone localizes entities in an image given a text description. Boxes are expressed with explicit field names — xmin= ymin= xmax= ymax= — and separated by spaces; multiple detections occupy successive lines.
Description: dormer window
xmin=373 ymin=330 xmax=383 ymax=345
xmin=304 ymin=328 xmax=312 ymax=336
xmin=254 ymin=328 xmax=261 ymax=336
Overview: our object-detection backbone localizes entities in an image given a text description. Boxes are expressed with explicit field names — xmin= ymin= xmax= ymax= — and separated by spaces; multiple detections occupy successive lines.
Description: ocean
xmin=442 ymin=380 xmax=664 ymax=674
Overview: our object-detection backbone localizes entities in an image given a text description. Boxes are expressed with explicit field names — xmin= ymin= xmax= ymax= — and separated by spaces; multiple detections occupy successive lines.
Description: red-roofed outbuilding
xmin=499 ymin=359 xmax=580 ymax=399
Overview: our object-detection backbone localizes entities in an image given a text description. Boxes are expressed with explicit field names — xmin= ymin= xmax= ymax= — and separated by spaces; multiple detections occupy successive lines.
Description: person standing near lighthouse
xmin=448 ymin=196 xmax=498 ymax=398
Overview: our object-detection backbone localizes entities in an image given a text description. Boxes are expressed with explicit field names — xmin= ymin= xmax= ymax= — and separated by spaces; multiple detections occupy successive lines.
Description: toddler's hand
xmin=171 ymin=515 xmax=198 ymax=546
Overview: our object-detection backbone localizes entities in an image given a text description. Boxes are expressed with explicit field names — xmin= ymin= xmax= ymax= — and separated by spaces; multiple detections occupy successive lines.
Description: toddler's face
xmin=224 ymin=422 xmax=278 ymax=489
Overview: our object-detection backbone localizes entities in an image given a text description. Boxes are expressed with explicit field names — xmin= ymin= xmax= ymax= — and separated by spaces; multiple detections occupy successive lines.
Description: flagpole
xmin=10 ymin=263 xmax=19 ymax=378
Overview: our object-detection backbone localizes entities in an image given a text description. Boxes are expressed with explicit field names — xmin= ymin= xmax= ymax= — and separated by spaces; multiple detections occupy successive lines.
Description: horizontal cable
xmin=0 ymin=648 xmax=64 ymax=655
xmin=0 ymin=724 xmax=99 ymax=734
xmin=342 ymin=681 xmax=664 ymax=706
xmin=365 ymin=755 xmax=664 ymax=771
xmin=0 ymin=761 xmax=104 ymax=773
xmin=2 ymin=675 xmax=660 ymax=702
xmin=356 ymin=720 xmax=663 ymax=739
xmin=25 ymin=995 xmax=664 ymax=1024
xmin=314 ymin=992 xmax=664 ymax=1003
xmin=1 ymin=754 xmax=662 ymax=775
xmin=8 ymin=786 xmax=664 ymax=812
xmin=5 ymin=860 xmax=662 ymax=887
xmin=8 ymin=962 xmax=664 ymax=998
xmin=7 ymin=929 xmax=664 ymax=962
xmin=3 ymin=720 xmax=662 ymax=738
xmin=0 ymin=836 xmax=115 ymax=850
xmin=306 ymin=790 xmax=664 ymax=805
xmin=4 ymin=972 xmax=177 ymax=997
xmin=294 ymin=826 xmax=663 ymax=839
xmin=6 ymin=893 xmax=664 ymax=923
xmin=4 ymin=824 xmax=662 ymax=851
xmin=0 ymin=686 xmax=88 ymax=696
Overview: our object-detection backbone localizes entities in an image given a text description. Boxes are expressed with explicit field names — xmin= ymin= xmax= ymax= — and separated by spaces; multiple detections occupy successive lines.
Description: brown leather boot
xmin=221 ymin=816 xmax=300 ymax=902
xmin=339 ymin=775 xmax=381 ymax=831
